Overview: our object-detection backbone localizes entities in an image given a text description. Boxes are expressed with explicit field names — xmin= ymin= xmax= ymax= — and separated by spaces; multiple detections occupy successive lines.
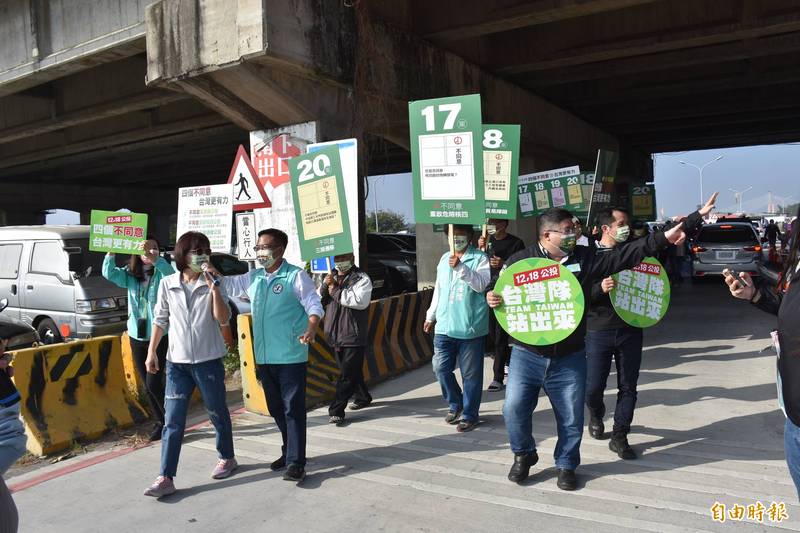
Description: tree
xmin=366 ymin=210 xmax=409 ymax=233
xmin=784 ymin=202 xmax=799 ymax=216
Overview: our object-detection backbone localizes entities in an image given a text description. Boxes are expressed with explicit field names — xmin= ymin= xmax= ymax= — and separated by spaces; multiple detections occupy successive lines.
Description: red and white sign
xmin=226 ymin=145 xmax=271 ymax=212
xmin=251 ymin=134 xmax=303 ymax=195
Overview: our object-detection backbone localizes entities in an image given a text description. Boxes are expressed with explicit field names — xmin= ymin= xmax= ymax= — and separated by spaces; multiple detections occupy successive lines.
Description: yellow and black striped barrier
xmin=10 ymin=336 xmax=148 ymax=456
xmin=239 ymin=290 xmax=434 ymax=415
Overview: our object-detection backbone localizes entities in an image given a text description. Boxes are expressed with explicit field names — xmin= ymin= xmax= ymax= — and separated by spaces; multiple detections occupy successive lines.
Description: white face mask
xmin=334 ymin=260 xmax=353 ymax=273
xmin=453 ymin=236 xmax=469 ymax=252
xmin=256 ymin=249 xmax=276 ymax=269
xmin=612 ymin=225 xmax=630 ymax=243
xmin=486 ymin=224 xmax=497 ymax=235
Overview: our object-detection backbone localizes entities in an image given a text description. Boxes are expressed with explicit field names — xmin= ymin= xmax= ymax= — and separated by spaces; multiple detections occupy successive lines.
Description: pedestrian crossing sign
xmin=227 ymin=144 xmax=271 ymax=212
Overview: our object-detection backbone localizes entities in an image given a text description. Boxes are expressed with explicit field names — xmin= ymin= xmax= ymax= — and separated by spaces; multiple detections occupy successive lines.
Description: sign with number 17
xmin=409 ymin=94 xmax=485 ymax=225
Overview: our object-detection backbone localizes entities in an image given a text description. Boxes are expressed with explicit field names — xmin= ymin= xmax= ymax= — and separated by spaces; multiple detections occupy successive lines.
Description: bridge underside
xmin=0 ymin=0 xmax=797 ymax=223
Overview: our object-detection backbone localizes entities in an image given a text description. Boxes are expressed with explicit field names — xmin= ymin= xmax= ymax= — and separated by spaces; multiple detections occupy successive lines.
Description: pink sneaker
xmin=211 ymin=458 xmax=238 ymax=479
xmin=143 ymin=476 xmax=175 ymax=498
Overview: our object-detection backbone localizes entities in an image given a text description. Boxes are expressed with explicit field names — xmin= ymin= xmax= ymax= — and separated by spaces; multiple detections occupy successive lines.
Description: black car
xmin=0 ymin=298 xmax=40 ymax=350
xmin=366 ymin=234 xmax=417 ymax=295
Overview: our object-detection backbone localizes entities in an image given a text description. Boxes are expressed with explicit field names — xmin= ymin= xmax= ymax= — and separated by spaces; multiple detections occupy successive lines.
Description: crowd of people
xmin=4 ymin=193 xmax=800 ymax=530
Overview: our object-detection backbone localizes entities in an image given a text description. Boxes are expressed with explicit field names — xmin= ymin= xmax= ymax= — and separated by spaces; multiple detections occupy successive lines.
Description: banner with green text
xmin=89 ymin=210 xmax=148 ymax=254
xmin=517 ymin=166 xmax=585 ymax=218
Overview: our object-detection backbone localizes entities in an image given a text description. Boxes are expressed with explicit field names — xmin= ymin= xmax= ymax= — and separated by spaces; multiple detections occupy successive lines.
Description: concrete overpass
xmin=1 ymin=0 xmax=799 ymax=272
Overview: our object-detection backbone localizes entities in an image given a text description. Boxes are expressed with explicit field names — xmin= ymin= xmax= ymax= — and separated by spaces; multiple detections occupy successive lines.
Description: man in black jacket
xmin=478 ymin=218 xmax=526 ymax=392
xmin=584 ymin=207 xmax=642 ymax=460
xmin=320 ymin=253 xmax=373 ymax=426
xmin=486 ymin=198 xmax=714 ymax=491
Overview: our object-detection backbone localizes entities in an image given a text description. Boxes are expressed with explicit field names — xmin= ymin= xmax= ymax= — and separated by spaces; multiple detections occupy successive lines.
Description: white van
xmin=0 ymin=226 xmax=128 ymax=343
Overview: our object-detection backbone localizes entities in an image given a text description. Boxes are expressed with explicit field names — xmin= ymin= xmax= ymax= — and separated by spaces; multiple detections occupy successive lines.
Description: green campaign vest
xmin=433 ymin=247 xmax=489 ymax=340
xmin=248 ymin=261 xmax=310 ymax=365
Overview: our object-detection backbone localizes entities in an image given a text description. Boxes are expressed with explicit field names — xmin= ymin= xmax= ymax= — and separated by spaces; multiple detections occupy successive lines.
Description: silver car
xmin=691 ymin=223 xmax=763 ymax=277
xmin=0 ymin=226 xmax=128 ymax=344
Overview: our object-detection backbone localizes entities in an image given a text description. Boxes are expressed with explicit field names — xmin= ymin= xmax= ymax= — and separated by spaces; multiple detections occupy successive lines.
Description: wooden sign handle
xmin=448 ymin=224 xmax=455 ymax=255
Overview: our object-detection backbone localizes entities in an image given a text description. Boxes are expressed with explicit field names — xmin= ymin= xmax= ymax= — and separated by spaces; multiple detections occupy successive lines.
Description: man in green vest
xmin=220 ymin=228 xmax=323 ymax=483
xmin=424 ymin=224 xmax=491 ymax=433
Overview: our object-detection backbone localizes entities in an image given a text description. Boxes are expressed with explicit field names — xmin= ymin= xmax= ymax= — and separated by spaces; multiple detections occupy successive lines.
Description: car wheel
xmin=37 ymin=318 xmax=62 ymax=345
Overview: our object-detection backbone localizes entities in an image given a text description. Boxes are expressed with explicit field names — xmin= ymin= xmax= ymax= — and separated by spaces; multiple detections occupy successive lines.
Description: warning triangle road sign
xmin=227 ymin=145 xmax=272 ymax=212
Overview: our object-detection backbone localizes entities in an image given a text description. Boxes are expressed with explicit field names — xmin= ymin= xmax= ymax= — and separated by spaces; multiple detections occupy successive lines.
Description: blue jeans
xmin=256 ymin=363 xmax=307 ymax=467
xmin=503 ymin=345 xmax=586 ymax=470
xmin=785 ymin=418 xmax=800 ymax=499
xmin=0 ymin=404 xmax=26 ymax=476
xmin=585 ymin=327 xmax=643 ymax=436
xmin=161 ymin=359 xmax=234 ymax=478
xmin=432 ymin=334 xmax=485 ymax=422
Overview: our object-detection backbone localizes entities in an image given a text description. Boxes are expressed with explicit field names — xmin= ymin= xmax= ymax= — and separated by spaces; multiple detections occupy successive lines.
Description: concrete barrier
xmin=10 ymin=336 xmax=148 ymax=456
xmin=239 ymin=290 xmax=434 ymax=415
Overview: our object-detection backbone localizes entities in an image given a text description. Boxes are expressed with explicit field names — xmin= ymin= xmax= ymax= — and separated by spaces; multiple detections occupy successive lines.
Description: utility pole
xmin=728 ymin=186 xmax=752 ymax=213
xmin=680 ymin=155 xmax=723 ymax=207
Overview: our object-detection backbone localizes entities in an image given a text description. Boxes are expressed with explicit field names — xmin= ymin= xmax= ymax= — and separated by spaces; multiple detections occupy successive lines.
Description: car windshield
xmin=697 ymin=227 xmax=757 ymax=244
xmin=64 ymin=238 xmax=106 ymax=276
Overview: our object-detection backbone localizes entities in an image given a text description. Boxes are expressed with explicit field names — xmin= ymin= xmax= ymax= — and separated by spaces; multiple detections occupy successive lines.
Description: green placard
xmin=630 ymin=183 xmax=657 ymax=221
xmin=571 ymin=172 xmax=596 ymax=221
xmin=586 ymin=149 xmax=619 ymax=227
xmin=409 ymin=94 xmax=485 ymax=225
xmin=494 ymin=258 xmax=585 ymax=345
xmin=518 ymin=166 xmax=585 ymax=218
xmin=289 ymin=145 xmax=353 ymax=261
xmin=89 ymin=210 xmax=148 ymax=254
xmin=611 ymin=257 xmax=670 ymax=328
xmin=483 ymin=124 xmax=520 ymax=219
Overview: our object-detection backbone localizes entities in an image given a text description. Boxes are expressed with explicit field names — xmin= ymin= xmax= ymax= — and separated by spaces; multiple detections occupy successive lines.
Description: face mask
xmin=256 ymin=249 xmax=276 ymax=269
xmin=558 ymin=234 xmax=577 ymax=254
xmin=453 ymin=236 xmax=469 ymax=252
xmin=334 ymin=260 xmax=353 ymax=273
xmin=486 ymin=224 xmax=497 ymax=235
xmin=188 ymin=254 xmax=209 ymax=273
xmin=612 ymin=225 xmax=630 ymax=243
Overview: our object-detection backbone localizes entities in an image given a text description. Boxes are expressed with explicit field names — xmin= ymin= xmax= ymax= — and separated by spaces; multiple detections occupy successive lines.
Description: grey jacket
xmin=153 ymin=273 xmax=229 ymax=364
xmin=320 ymin=267 xmax=372 ymax=348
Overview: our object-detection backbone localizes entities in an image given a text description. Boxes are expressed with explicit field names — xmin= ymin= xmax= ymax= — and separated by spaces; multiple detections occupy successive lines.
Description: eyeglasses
xmin=549 ymin=229 xmax=576 ymax=235
xmin=253 ymin=245 xmax=281 ymax=252
xmin=188 ymin=248 xmax=212 ymax=255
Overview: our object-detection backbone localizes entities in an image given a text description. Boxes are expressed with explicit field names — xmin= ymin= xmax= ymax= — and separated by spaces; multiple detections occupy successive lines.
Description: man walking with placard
xmin=584 ymin=207 xmax=642 ymax=460
xmin=486 ymin=195 xmax=715 ymax=490
xmin=424 ymin=225 xmax=491 ymax=433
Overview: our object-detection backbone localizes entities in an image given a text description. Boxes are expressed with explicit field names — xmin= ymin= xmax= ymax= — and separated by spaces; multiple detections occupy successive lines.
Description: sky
xmin=46 ymin=144 xmax=799 ymax=227
xmin=654 ymin=144 xmax=799 ymax=218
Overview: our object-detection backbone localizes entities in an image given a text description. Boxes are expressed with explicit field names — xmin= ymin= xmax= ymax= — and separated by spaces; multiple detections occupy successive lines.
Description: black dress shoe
xmin=609 ymin=435 xmax=637 ymax=460
xmin=556 ymin=468 xmax=577 ymax=491
xmin=148 ymin=423 xmax=164 ymax=442
xmin=270 ymin=456 xmax=287 ymax=471
xmin=283 ymin=464 xmax=306 ymax=482
xmin=507 ymin=451 xmax=539 ymax=483
xmin=588 ymin=417 xmax=604 ymax=440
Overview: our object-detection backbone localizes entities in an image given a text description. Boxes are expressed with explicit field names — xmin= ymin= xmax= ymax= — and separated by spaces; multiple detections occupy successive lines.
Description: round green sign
xmin=610 ymin=257 xmax=671 ymax=328
xmin=494 ymin=258 xmax=585 ymax=345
